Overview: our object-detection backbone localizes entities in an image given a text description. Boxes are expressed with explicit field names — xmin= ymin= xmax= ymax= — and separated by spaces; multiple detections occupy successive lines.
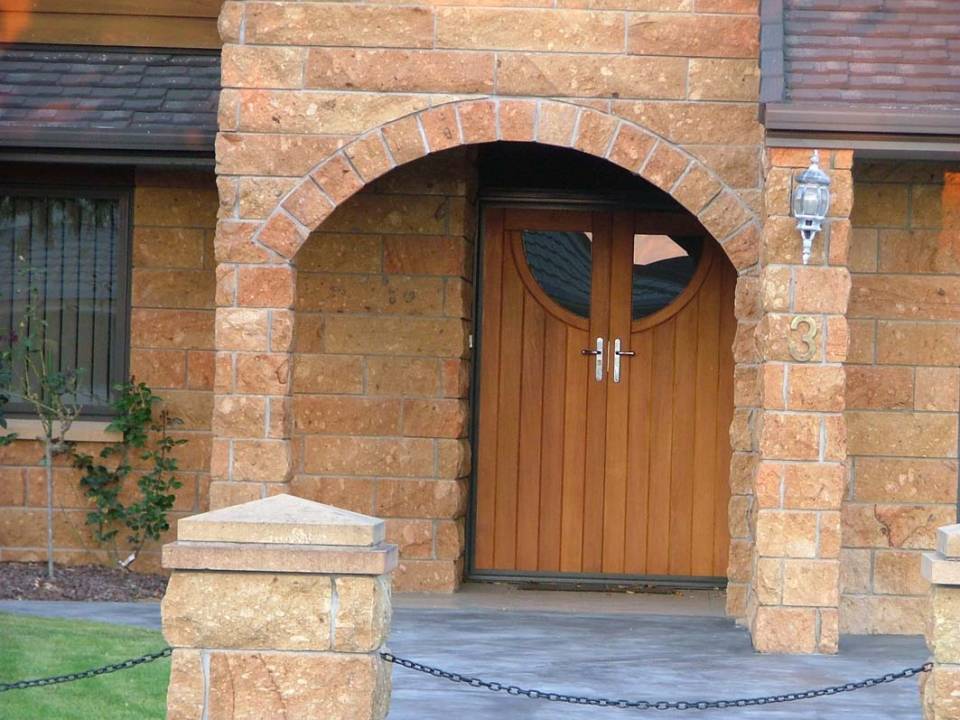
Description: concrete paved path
xmin=0 ymin=586 xmax=927 ymax=719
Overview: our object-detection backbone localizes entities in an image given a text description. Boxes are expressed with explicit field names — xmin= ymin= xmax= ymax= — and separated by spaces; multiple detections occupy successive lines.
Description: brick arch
xmin=247 ymin=97 xmax=759 ymax=273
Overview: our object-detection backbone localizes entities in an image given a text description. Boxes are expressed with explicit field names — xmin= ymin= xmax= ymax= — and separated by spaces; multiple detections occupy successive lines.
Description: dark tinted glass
xmin=631 ymin=235 xmax=701 ymax=319
xmin=0 ymin=195 xmax=123 ymax=408
xmin=522 ymin=230 xmax=593 ymax=318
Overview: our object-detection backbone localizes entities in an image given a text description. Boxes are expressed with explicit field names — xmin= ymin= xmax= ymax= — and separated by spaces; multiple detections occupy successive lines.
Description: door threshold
xmin=468 ymin=573 xmax=726 ymax=593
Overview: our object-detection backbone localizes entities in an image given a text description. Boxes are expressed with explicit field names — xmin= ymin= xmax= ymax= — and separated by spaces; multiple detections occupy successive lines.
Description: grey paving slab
xmin=0 ymin=600 xmax=161 ymax=630
xmin=0 ymin=593 xmax=928 ymax=719
xmin=386 ymin=609 xmax=927 ymax=719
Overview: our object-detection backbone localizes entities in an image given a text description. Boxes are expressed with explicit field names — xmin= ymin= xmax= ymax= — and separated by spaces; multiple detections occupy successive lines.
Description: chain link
xmin=0 ymin=647 xmax=172 ymax=693
xmin=0 ymin=644 xmax=933 ymax=711
xmin=380 ymin=652 xmax=932 ymax=711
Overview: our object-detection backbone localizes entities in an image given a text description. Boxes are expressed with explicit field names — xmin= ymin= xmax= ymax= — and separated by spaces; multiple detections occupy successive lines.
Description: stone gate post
xmin=922 ymin=524 xmax=960 ymax=719
xmin=160 ymin=494 xmax=397 ymax=720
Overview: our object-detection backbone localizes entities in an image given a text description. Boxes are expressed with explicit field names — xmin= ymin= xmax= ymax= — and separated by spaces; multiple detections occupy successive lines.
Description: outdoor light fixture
xmin=792 ymin=150 xmax=831 ymax=264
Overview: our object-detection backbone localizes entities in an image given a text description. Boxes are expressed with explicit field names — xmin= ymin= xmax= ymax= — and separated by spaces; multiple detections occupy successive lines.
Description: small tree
xmin=0 ymin=287 xmax=83 ymax=579
xmin=73 ymin=381 xmax=185 ymax=569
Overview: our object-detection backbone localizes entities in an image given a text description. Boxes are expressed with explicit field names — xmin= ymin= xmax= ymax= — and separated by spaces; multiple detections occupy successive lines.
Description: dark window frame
xmin=0 ymin=182 xmax=133 ymax=419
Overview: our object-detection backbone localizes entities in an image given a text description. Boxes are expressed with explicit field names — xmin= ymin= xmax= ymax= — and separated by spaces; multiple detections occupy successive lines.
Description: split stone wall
xmin=289 ymin=151 xmax=474 ymax=592
xmin=843 ymin=162 xmax=960 ymax=635
xmin=211 ymin=0 xmax=767 ymax=601
xmin=0 ymin=169 xmax=218 ymax=572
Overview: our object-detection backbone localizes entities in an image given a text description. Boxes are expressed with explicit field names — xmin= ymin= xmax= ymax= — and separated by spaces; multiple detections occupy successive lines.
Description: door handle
xmin=613 ymin=338 xmax=635 ymax=384
xmin=581 ymin=337 xmax=604 ymax=382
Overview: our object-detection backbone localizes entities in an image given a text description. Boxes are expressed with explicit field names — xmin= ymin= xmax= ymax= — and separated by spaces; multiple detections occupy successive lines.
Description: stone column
xmin=921 ymin=524 xmax=960 ymax=719
xmin=747 ymin=148 xmax=854 ymax=654
xmin=161 ymin=494 xmax=396 ymax=720
xmin=210 ymin=219 xmax=300 ymax=508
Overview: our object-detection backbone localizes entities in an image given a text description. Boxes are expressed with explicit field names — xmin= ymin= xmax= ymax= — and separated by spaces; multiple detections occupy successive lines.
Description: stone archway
xmin=218 ymin=98 xmax=761 ymax=273
xmin=209 ymin=97 xmax=763 ymax=637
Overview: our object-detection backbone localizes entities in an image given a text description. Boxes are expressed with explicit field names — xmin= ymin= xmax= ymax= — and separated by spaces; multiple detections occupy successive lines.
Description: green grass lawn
xmin=0 ymin=613 xmax=168 ymax=720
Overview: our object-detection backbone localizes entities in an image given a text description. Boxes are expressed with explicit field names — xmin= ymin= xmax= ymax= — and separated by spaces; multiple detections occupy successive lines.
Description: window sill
xmin=3 ymin=419 xmax=121 ymax=443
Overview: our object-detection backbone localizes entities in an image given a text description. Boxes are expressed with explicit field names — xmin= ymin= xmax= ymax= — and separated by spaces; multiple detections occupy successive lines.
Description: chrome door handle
xmin=581 ymin=337 xmax=604 ymax=382
xmin=613 ymin=338 xmax=635 ymax=384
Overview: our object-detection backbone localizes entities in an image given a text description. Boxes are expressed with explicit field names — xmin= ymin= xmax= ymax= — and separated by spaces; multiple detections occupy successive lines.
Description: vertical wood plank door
xmin=473 ymin=206 xmax=735 ymax=582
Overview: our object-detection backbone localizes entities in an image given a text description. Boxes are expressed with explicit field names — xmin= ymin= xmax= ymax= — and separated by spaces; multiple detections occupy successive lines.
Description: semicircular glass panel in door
xmin=630 ymin=234 xmax=702 ymax=319
xmin=521 ymin=230 xmax=593 ymax=318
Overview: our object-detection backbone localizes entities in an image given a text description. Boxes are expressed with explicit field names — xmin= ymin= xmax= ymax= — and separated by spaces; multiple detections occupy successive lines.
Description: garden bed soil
xmin=0 ymin=562 xmax=166 ymax=601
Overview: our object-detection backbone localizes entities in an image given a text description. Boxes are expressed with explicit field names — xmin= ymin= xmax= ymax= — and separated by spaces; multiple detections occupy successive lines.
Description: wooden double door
xmin=473 ymin=206 xmax=736 ymax=582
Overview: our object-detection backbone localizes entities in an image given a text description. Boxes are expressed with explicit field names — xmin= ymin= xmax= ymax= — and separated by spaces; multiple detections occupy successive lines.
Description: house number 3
xmin=788 ymin=315 xmax=819 ymax=361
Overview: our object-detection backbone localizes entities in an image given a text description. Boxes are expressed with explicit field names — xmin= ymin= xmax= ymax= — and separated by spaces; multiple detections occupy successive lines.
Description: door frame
xmin=465 ymin=193 xmax=730 ymax=590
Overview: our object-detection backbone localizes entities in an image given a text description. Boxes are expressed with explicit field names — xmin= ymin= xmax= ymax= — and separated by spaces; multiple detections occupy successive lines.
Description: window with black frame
xmin=0 ymin=189 xmax=130 ymax=416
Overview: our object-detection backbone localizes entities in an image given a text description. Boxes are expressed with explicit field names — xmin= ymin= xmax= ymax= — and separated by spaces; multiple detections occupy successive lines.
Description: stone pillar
xmin=921 ymin=524 xmax=960 ymax=719
xmin=161 ymin=494 xmax=396 ymax=720
xmin=747 ymin=148 xmax=854 ymax=654
xmin=209 ymin=218 xmax=301 ymax=508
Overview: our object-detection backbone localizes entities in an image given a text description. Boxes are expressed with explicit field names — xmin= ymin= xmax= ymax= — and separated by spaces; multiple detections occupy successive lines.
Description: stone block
xmin=940 ymin=526 xmax=960 ymax=559
xmin=166 ymin=649 xmax=204 ymax=720
xmin=855 ymin=458 xmax=957 ymax=504
xmin=846 ymin=411 xmax=958 ymax=458
xmin=846 ymin=365 xmax=913 ymax=410
xmin=536 ymin=101 xmax=578 ymax=148
xmin=498 ymin=54 xmax=685 ymax=99
xmin=755 ymin=510 xmax=818 ymax=558
xmin=344 ymin=133 xmax=395 ymax=184
xmin=458 ymin=100 xmax=498 ymax=145
xmin=306 ymin=48 xmax=494 ymax=94
xmin=851 ymin=275 xmax=960 ymax=321
xmin=688 ymin=58 xmax=759 ymax=101
xmin=752 ymin=606 xmax=817 ymax=654
xmin=782 ymin=559 xmax=840 ymax=607
xmin=759 ymin=412 xmax=820 ymax=460
xmin=782 ymin=463 xmax=845 ymax=510
xmin=131 ymin=308 xmax=214 ymax=351
xmin=334 ymin=576 xmax=392 ymax=652
xmin=499 ymin=99 xmax=536 ymax=142
xmin=221 ymin=45 xmax=306 ymax=89
xmin=294 ymin=396 xmax=403 ymax=435
xmin=436 ymin=8 xmax=624 ymax=52
xmin=163 ymin=571 xmax=332 ymax=650
xmin=917 ymin=367 xmax=960 ymax=412
xmin=303 ymin=436 xmax=435 ymax=478
xmin=376 ymin=478 xmax=467 ymax=519
xmin=245 ymin=2 xmax=432 ymax=48
xmin=925 ymin=667 xmax=960 ymax=720
xmin=402 ymin=399 xmax=468 ymax=438
xmin=177 ymin=494 xmax=385 ymax=547
xmin=786 ymin=364 xmax=845 ymax=412
xmin=877 ymin=321 xmax=960 ymax=366
xmin=231 ymin=439 xmax=292 ymax=483
xmin=311 ymin=155 xmax=364 ymax=206
xmin=628 ymin=13 xmax=759 ymax=58
xmin=206 ymin=652 xmax=390 ymax=720
xmin=793 ymin=267 xmax=851 ymax=314
xmin=874 ymin=550 xmax=928 ymax=596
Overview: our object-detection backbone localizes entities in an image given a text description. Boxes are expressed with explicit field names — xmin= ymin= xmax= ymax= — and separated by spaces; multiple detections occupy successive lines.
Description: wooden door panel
xmin=474 ymin=206 xmax=735 ymax=580
xmin=621 ymin=250 xmax=735 ymax=578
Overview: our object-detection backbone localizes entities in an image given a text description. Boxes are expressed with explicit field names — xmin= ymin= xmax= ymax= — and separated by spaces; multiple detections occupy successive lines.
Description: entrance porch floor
xmin=0 ymin=584 xmax=928 ymax=719
xmin=389 ymin=584 xmax=926 ymax=719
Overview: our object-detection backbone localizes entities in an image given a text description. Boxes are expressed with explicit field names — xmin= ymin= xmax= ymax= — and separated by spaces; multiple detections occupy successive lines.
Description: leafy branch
xmin=72 ymin=382 xmax=185 ymax=569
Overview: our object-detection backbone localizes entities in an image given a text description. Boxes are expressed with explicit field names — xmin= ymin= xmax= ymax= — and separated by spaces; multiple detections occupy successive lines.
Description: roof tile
xmin=0 ymin=45 xmax=219 ymax=151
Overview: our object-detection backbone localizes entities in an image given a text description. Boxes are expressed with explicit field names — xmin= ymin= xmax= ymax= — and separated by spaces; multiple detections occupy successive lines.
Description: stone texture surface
xmin=177 ymin=494 xmax=384 ymax=546
xmin=163 ymin=571 xmax=333 ymax=650
xmin=206 ymin=652 xmax=390 ymax=720
xmin=846 ymin=161 xmax=960 ymax=637
xmin=0 ymin=169 xmax=217 ymax=573
xmin=745 ymin=149 xmax=853 ymax=655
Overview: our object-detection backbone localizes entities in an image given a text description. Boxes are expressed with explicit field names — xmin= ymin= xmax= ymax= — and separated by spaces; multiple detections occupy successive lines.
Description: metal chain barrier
xmin=380 ymin=652 xmax=932 ymax=711
xmin=0 ymin=644 xmax=933 ymax=712
xmin=0 ymin=647 xmax=172 ymax=693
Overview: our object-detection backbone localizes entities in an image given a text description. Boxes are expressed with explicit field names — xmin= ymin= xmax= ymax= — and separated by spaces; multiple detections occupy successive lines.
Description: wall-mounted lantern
xmin=792 ymin=150 xmax=832 ymax=264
